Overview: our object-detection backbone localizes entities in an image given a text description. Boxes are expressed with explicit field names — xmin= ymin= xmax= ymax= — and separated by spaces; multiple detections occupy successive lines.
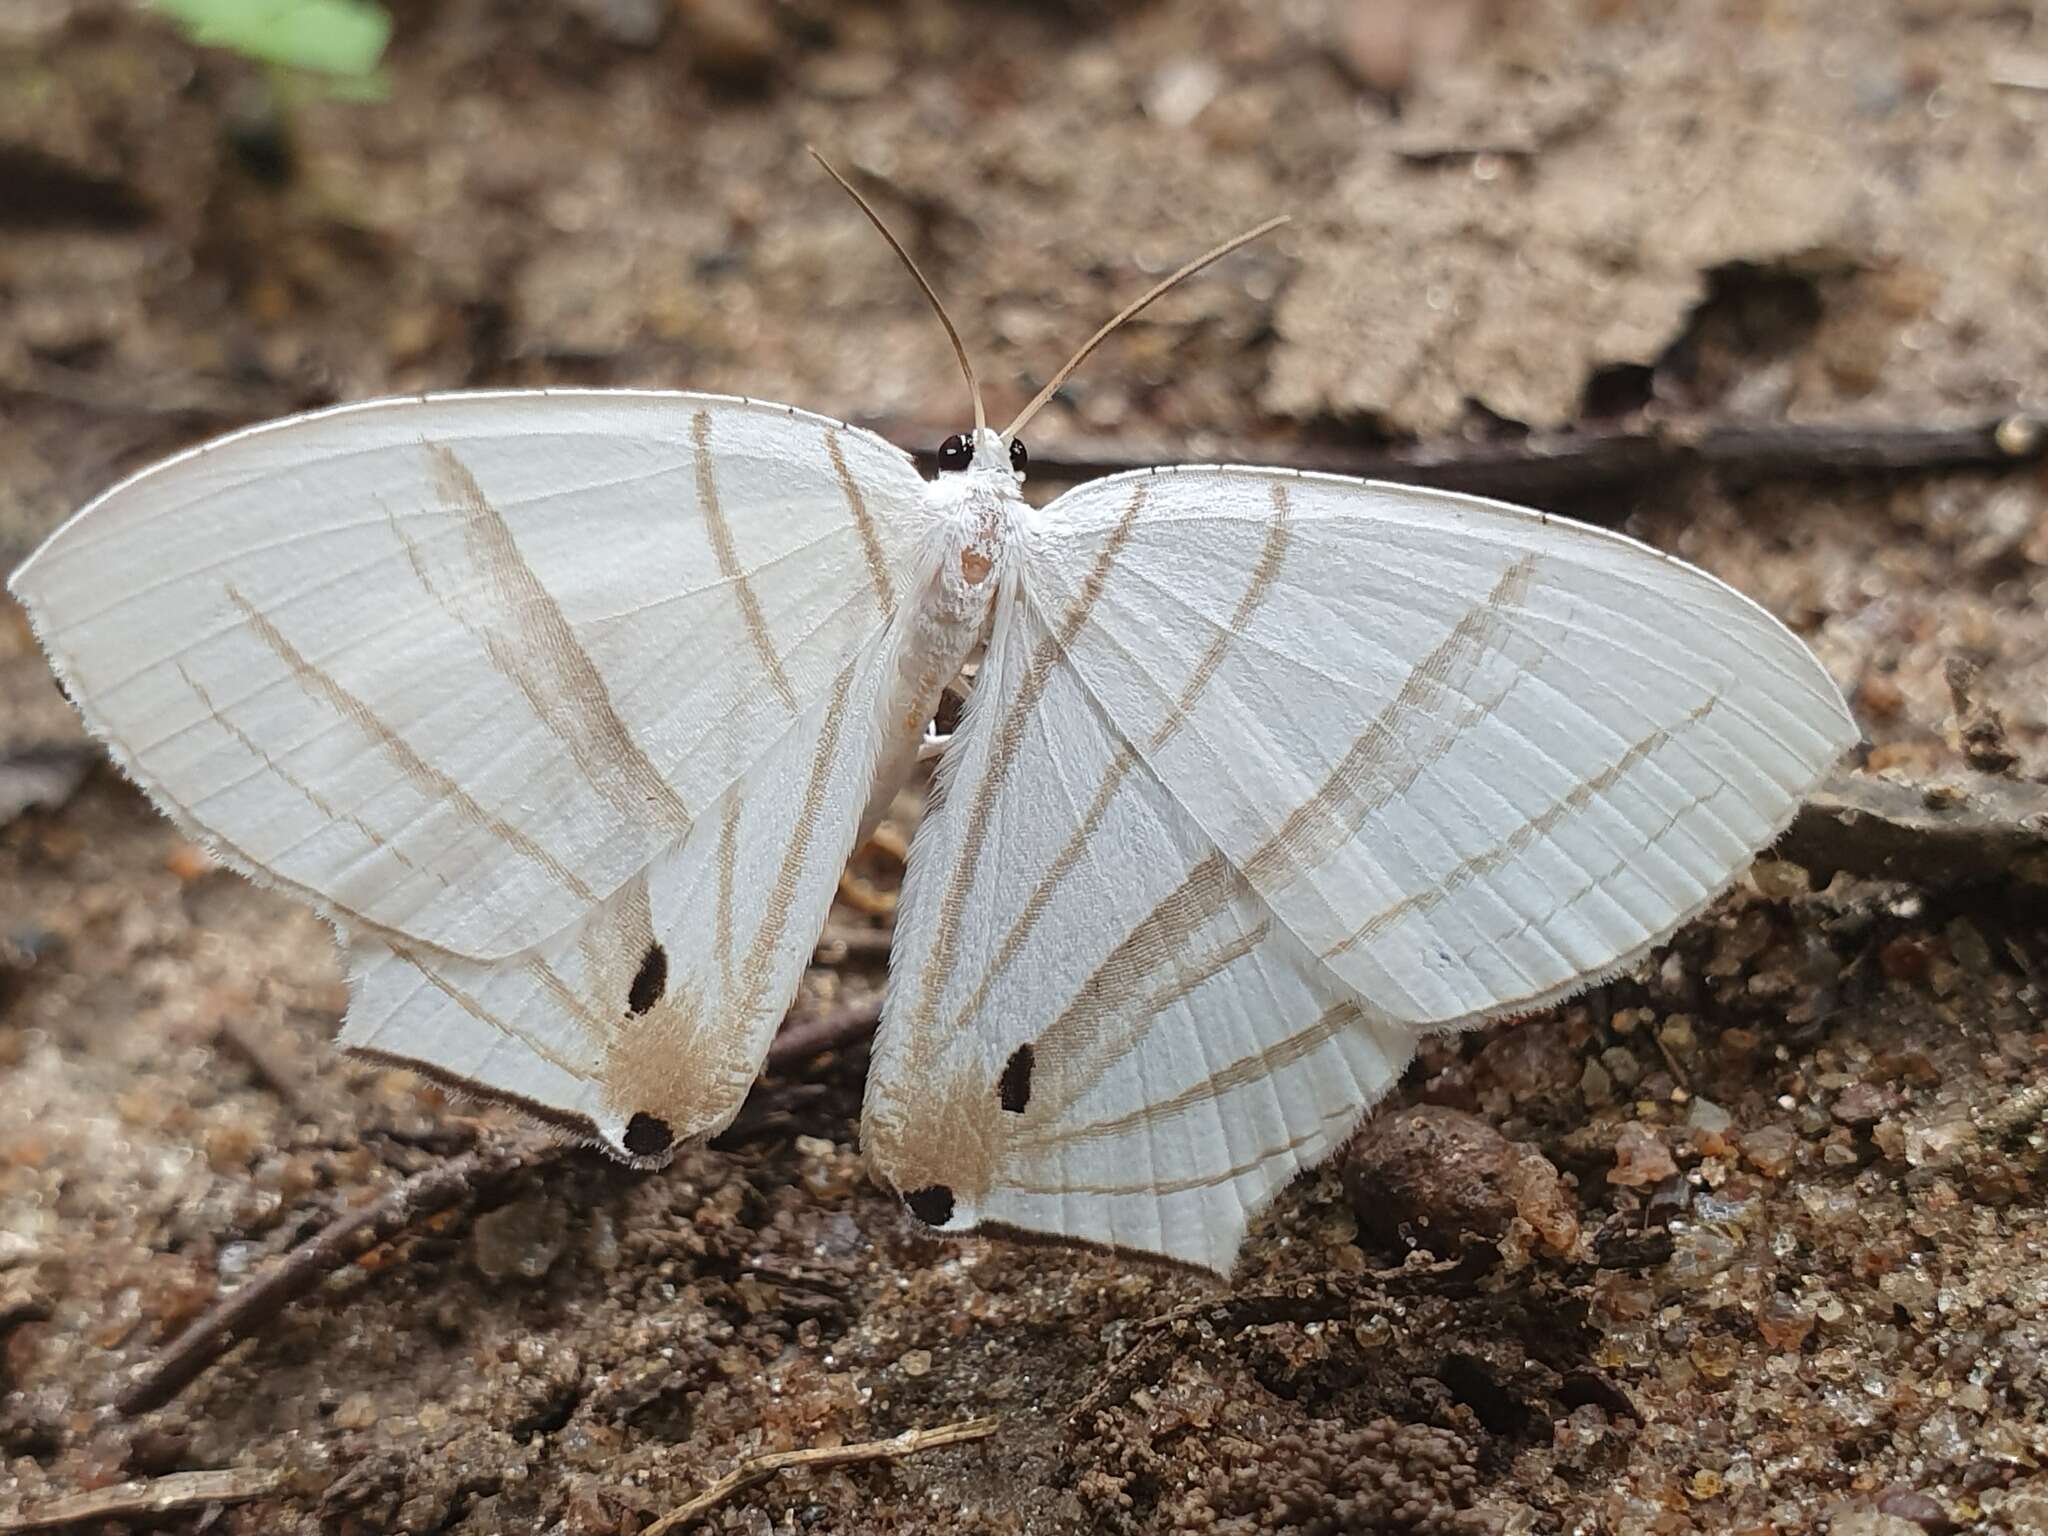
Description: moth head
xmin=936 ymin=427 xmax=1027 ymax=484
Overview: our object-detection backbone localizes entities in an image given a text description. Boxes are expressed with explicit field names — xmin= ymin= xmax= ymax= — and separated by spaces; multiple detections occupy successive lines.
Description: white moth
xmin=8 ymin=166 xmax=1855 ymax=1274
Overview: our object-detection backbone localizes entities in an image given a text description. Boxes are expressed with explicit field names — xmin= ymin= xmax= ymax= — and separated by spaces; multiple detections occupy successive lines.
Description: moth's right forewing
xmin=9 ymin=391 xmax=929 ymax=960
xmin=1026 ymin=468 xmax=1859 ymax=1031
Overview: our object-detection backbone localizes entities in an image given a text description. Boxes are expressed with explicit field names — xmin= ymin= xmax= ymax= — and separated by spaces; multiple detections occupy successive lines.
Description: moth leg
xmin=917 ymin=725 xmax=954 ymax=763
xmin=838 ymin=821 xmax=909 ymax=917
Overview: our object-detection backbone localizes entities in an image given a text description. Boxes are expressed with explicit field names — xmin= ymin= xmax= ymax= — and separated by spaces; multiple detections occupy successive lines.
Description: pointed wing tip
xmin=876 ymin=1173 xmax=1242 ymax=1278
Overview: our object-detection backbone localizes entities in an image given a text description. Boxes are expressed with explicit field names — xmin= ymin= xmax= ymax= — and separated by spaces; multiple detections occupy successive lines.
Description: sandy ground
xmin=3 ymin=0 xmax=2048 ymax=1530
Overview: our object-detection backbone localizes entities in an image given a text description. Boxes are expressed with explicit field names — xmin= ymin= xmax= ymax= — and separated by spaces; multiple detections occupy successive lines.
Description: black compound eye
xmin=1008 ymin=438 xmax=1028 ymax=473
xmin=936 ymin=433 xmax=973 ymax=473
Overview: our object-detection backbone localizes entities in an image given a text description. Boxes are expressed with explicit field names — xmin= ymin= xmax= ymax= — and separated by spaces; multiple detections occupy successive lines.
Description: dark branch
xmin=766 ymin=998 xmax=885 ymax=1068
xmin=1781 ymin=770 xmax=2048 ymax=892
xmin=1067 ymin=1248 xmax=1497 ymax=1431
xmin=878 ymin=412 xmax=2045 ymax=506
xmin=116 ymin=1140 xmax=547 ymax=1416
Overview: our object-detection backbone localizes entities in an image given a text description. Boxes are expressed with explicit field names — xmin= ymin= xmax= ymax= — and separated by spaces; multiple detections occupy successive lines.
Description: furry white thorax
xmin=857 ymin=427 xmax=1024 ymax=838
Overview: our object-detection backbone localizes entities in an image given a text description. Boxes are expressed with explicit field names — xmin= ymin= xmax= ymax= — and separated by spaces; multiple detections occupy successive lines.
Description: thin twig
xmin=766 ymin=998 xmax=885 ymax=1068
xmin=116 ymin=1141 xmax=545 ymax=1416
xmin=20 ymin=377 xmax=2038 ymax=506
xmin=815 ymin=925 xmax=895 ymax=963
xmin=210 ymin=1015 xmax=310 ymax=1111
xmin=645 ymin=1416 xmax=1000 ymax=1534
xmin=1990 ymin=54 xmax=2048 ymax=92
xmin=834 ymin=869 xmax=898 ymax=917
xmin=1781 ymin=770 xmax=2048 ymax=891
xmin=0 ymin=1469 xmax=284 ymax=1533
xmin=876 ymin=411 xmax=2046 ymax=504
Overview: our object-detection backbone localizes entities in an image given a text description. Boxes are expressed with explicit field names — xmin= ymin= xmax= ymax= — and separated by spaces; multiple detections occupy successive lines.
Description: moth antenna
xmin=810 ymin=148 xmax=986 ymax=434
xmin=1002 ymin=215 xmax=1288 ymax=446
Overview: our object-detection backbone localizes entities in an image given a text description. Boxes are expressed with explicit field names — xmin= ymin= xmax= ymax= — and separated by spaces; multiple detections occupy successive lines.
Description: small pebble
xmin=1581 ymin=1057 xmax=1614 ymax=1107
xmin=1876 ymin=1488 xmax=1957 ymax=1534
xmin=1687 ymin=1096 xmax=1733 ymax=1135
xmin=1755 ymin=1294 xmax=1815 ymax=1351
xmin=1608 ymin=1122 xmax=1678 ymax=1188
xmin=472 ymin=1194 xmax=570 ymax=1283
xmin=1657 ymin=1014 xmax=1698 ymax=1059
xmin=1741 ymin=1125 xmax=1800 ymax=1178
xmin=1833 ymin=1081 xmax=1889 ymax=1126
xmin=333 ymin=1392 xmax=379 ymax=1431
xmin=1600 ymin=1046 xmax=1643 ymax=1088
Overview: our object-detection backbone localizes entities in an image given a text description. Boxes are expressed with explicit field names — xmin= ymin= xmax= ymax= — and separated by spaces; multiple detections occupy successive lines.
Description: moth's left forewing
xmin=14 ymin=389 xmax=938 ymax=1158
xmin=865 ymin=556 xmax=1415 ymax=1275
xmin=8 ymin=392 xmax=930 ymax=960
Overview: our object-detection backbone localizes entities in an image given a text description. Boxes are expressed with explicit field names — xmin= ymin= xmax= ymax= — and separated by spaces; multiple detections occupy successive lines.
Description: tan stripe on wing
xmin=421 ymin=446 xmax=693 ymax=835
xmin=386 ymin=938 xmax=593 ymax=1079
xmin=176 ymin=663 xmax=448 ymax=894
xmin=1022 ymin=851 xmax=1252 ymax=1124
xmin=1321 ymin=694 xmax=1719 ymax=962
xmin=827 ymin=427 xmax=896 ymax=621
xmin=981 ymin=551 xmax=1540 ymax=1155
xmin=1146 ymin=481 xmax=1293 ymax=754
xmin=1005 ymin=1099 xmax=1358 ymax=1198
xmin=939 ymin=483 xmax=1292 ymax=1052
xmin=737 ymin=658 xmax=859 ymax=1013
xmin=227 ymin=585 xmax=595 ymax=906
xmin=1243 ymin=554 xmax=1540 ymax=892
xmin=694 ymin=410 xmax=799 ymax=712
xmin=714 ymin=794 xmax=742 ymax=995
xmin=1023 ymin=998 xmax=1360 ymax=1150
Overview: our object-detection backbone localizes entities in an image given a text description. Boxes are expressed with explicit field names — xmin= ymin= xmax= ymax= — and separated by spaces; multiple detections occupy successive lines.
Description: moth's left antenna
xmin=810 ymin=148 xmax=986 ymax=435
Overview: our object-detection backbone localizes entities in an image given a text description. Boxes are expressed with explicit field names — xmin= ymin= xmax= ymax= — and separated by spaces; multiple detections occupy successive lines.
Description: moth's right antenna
xmin=810 ymin=148 xmax=987 ymax=435
xmin=1002 ymin=215 xmax=1288 ymax=445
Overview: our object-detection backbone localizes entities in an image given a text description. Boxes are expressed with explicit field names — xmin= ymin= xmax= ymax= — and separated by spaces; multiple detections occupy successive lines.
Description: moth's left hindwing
xmin=11 ymin=390 xmax=929 ymax=1154
xmin=345 ymin=648 xmax=893 ymax=1156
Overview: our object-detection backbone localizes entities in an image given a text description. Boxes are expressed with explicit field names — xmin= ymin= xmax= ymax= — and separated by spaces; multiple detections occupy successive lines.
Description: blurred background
xmin=4 ymin=2 xmax=2048 ymax=1533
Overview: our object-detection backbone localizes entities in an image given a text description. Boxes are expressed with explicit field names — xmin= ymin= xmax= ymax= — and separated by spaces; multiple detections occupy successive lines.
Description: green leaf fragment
xmin=151 ymin=0 xmax=392 ymax=80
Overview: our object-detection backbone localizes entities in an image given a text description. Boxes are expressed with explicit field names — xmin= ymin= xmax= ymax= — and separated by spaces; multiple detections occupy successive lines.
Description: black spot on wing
xmin=998 ymin=1043 xmax=1034 ymax=1113
xmin=903 ymin=1185 xmax=955 ymax=1227
xmin=623 ymin=1112 xmax=673 ymax=1157
xmin=627 ymin=942 xmax=667 ymax=1015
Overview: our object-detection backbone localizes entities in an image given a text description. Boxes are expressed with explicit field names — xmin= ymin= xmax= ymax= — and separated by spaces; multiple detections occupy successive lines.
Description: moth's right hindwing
xmin=865 ymin=565 xmax=1417 ymax=1274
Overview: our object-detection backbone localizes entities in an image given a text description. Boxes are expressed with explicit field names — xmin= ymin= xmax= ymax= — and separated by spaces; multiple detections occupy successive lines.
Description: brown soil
xmin=3 ymin=1 xmax=2047 ymax=1531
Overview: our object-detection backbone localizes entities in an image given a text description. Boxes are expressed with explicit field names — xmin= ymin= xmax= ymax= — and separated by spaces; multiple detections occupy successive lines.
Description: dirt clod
xmin=1344 ymin=1105 xmax=1576 ymax=1255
